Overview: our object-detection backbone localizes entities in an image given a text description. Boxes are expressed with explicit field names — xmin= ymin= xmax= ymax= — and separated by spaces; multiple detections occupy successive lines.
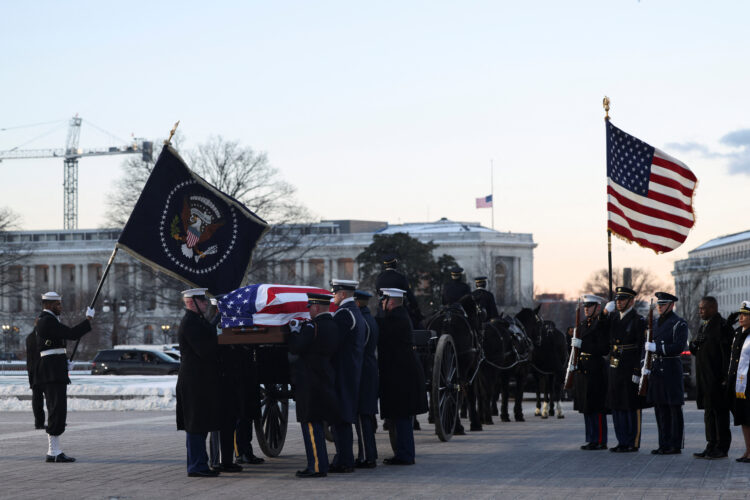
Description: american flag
xmin=217 ymin=284 xmax=333 ymax=328
xmin=606 ymin=122 xmax=697 ymax=254
xmin=476 ymin=194 xmax=493 ymax=208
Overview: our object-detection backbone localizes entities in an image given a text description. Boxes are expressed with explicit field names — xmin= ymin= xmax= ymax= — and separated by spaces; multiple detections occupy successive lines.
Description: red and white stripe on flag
xmin=253 ymin=284 xmax=335 ymax=326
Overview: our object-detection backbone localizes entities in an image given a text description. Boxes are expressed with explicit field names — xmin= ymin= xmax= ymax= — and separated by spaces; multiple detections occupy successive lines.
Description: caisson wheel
xmin=253 ymin=384 xmax=289 ymax=457
xmin=431 ymin=334 xmax=460 ymax=442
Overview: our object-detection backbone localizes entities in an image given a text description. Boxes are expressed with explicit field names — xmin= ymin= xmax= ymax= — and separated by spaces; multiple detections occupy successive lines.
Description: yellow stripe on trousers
xmin=308 ymin=423 xmax=319 ymax=473
xmin=635 ymin=409 xmax=642 ymax=448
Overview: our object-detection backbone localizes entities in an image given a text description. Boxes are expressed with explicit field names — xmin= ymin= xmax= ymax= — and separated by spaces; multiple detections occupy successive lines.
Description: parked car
xmin=113 ymin=344 xmax=181 ymax=361
xmin=0 ymin=352 xmax=19 ymax=361
xmin=91 ymin=348 xmax=180 ymax=375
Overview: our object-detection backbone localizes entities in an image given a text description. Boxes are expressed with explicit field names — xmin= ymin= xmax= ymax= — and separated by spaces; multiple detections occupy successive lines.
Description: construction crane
xmin=0 ymin=115 xmax=152 ymax=229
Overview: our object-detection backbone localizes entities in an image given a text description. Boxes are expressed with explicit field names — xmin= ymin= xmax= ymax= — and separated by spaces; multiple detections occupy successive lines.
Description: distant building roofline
xmin=690 ymin=229 xmax=750 ymax=253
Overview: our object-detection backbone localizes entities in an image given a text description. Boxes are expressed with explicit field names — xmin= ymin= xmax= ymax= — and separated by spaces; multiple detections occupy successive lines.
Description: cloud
xmin=667 ymin=128 xmax=750 ymax=175
xmin=665 ymin=141 xmax=718 ymax=157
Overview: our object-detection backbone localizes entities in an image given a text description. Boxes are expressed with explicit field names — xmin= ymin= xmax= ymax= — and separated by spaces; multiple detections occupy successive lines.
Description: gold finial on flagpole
xmin=164 ymin=120 xmax=180 ymax=146
xmin=602 ymin=96 xmax=610 ymax=121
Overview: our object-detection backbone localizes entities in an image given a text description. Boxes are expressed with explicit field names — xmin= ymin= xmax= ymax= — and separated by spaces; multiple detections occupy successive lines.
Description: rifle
xmin=637 ymin=300 xmax=655 ymax=397
xmin=563 ymin=298 xmax=583 ymax=390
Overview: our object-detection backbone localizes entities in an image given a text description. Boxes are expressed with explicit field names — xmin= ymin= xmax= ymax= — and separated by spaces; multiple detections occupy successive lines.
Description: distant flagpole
xmin=490 ymin=159 xmax=495 ymax=230
xmin=603 ymin=96 xmax=613 ymax=301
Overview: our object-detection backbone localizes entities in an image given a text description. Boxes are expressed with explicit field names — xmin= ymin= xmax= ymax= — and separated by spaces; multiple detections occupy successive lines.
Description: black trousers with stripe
xmin=301 ymin=421 xmax=329 ymax=473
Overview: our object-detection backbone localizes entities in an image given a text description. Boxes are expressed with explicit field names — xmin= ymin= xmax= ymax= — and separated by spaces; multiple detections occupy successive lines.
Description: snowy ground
xmin=0 ymin=374 xmax=177 ymax=411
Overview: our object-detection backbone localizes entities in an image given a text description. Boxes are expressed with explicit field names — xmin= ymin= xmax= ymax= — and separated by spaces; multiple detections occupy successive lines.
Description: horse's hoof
xmin=454 ymin=428 xmax=466 ymax=436
xmin=541 ymin=415 xmax=548 ymax=419
xmin=485 ymin=419 xmax=494 ymax=425
xmin=549 ymin=409 xmax=555 ymax=416
xmin=413 ymin=421 xmax=421 ymax=430
xmin=557 ymin=414 xmax=565 ymax=419
xmin=534 ymin=409 xmax=541 ymax=416
xmin=460 ymin=411 xmax=468 ymax=419
xmin=500 ymin=415 xmax=511 ymax=422
xmin=514 ymin=415 xmax=525 ymax=422
xmin=470 ymin=424 xmax=483 ymax=432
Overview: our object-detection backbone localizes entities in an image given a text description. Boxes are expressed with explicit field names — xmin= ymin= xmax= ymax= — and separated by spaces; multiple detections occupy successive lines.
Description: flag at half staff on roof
xmin=605 ymin=121 xmax=697 ymax=254
xmin=476 ymin=194 xmax=493 ymax=208
xmin=116 ymin=145 xmax=269 ymax=295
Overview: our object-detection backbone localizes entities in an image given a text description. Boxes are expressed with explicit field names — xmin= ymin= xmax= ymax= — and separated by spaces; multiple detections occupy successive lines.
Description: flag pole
xmin=490 ymin=159 xmax=495 ymax=230
xmin=603 ymin=96 xmax=613 ymax=301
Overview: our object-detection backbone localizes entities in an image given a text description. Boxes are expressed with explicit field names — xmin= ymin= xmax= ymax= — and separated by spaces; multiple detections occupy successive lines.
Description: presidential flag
xmin=218 ymin=284 xmax=333 ymax=328
xmin=476 ymin=194 xmax=493 ymax=208
xmin=606 ymin=122 xmax=697 ymax=254
xmin=116 ymin=145 xmax=269 ymax=295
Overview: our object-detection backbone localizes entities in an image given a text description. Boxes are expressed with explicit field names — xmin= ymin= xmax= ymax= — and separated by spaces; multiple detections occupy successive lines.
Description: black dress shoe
xmin=45 ymin=453 xmax=75 ymax=463
xmin=661 ymin=448 xmax=681 ymax=455
xmin=706 ymin=450 xmax=728 ymax=459
xmin=35 ymin=424 xmax=46 ymax=430
xmin=188 ymin=469 xmax=220 ymax=477
xmin=296 ymin=469 xmax=327 ymax=478
xmin=215 ymin=463 xmax=243 ymax=472
xmin=383 ymin=457 xmax=415 ymax=465
xmin=354 ymin=460 xmax=377 ymax=469
xmin=693 ymin=450 xmax=708 ymax=459
xmin=624 ymin=446 xmax=639 ymax=453
xmin=609 ymin=445 xmax=624 ymax=453
xmin=580 ymin=443 xmax=594 ymax=450
xmin=736 ymin=456 xmax=750 ymax=463
xmin=651 ymin=448 xmax=664 ymax=455
xmin=237 ymin=453 xmax=265 ymax=464
xmin=328 ymin=465 xmax=354 ymax=473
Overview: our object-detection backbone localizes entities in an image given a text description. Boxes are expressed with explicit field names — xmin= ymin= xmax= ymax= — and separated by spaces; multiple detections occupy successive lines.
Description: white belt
xmin=40 ymin=348 xmax=66 ymax=357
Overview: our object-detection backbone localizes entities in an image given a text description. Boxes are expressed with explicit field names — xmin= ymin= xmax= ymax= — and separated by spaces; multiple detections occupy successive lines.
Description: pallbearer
xmin=353 ymin=290 xmax=379 ymax=468
xmin=647 ymin=292 xmax=689 ymax=455
xmin=288 ymin=293 xmax=340 ymax=478
xmin=472 ymin=276 xmax=499 ymax=319
xmin=573 ymin=294 xmax=609 ymax=450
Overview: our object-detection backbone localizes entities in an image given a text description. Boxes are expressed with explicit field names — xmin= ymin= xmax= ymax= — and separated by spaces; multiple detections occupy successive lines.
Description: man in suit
xmin=25 ymin=329 xmax=45 ymax=429
xmin=35 ymin=291 xmax=93 ymax=463
xmin=353 ymin=290 xmax=379 ymax=468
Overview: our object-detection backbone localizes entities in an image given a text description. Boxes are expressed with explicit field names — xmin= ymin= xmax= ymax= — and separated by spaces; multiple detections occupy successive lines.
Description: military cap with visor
xmin=307 ymin=293 xmax=333 ymax=306
xmin=655 ymin=291 xmax=679 ymax=304
xmin=614 ymin=286 xmax=637 ymax=300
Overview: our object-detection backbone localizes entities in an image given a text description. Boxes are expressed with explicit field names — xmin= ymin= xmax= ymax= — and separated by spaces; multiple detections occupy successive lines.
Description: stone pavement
xmin=1 ymin=402 xmax=749 ymax=499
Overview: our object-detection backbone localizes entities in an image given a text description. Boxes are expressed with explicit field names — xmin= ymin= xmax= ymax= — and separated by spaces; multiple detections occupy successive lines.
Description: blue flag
xmin=116 ymin=145 xmax=269 ymax=295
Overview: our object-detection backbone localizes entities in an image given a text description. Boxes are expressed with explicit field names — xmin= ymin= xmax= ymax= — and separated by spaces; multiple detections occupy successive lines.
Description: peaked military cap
xmin=331 ymin=279 xmax=358 ymax=292
xmin=182 ymin=288 xmax=208 ymax=298
xmin=381 ymin=288 xmax=405 ymax=298
xmin=655 ymin=291 xmax=678 ymax=304
xmin=354 ymin=290 xmax=372 ymax=300
xmin=450 ymin=267 xmax=464 ymax=279
xmin=474 ymin=276 xmax=488 ymax=282
xmin=739 ymin=300 xmax=750 ymax=314
xmin=41 ymin=291 xmax=62 ymax=301
xmin=382 ymin=254 xmax=398 ymax=267
xmin=307 ymin=293 xmax=333 ymax=306
xmin=614 ymin=286 xmax=637 ymax=300
xmin=582 ymin=294 xmax=605 ymax=306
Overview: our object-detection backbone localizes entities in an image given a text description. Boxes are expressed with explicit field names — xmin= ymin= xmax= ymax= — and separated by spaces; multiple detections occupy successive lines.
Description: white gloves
xmin=645 ymin=341 xmax=656 ymax=352
xmin=632 ymin=375 xmax=640 ymax=384
xmin=641 ymin=367 xmax=651 ymax=376
xmin=86 ymin=307 xmax=95 ymax=319
xmin=571 ymin=337 xmax=582 ymax=348
xmin=604 ymin=301 xmax=615 ymax=313
xmin=289 ymin=319 xmax=302 ymax=334
xmin=67 ymin=361 xmax=75 ymax=372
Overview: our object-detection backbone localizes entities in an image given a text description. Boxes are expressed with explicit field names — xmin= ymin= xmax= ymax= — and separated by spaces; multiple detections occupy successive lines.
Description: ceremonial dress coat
xmin=689 ymin=313 xmax=732 ymax=410
xmin=647 ymin=311 xmax=688 ymax=406
xmin=376 ymin=305 xmax=428 ymax=419
xmin=573 ymin=314 xmax=609 ymax=414
xmin=442 ymin=281 xmax=471 ymax=305
xmin=35 ymin=311 xmax=91 ymax=385
xmin=176 ymin=309 xmax=220 ymax=433
xmin=288 ymin=312 xmax=341 ymax=423
xmin=26 ymin=331 xmax=41 ymax=389
xmin=727 ymin=327 xmax=750 ymax=425
xmin=472 ymin=288 xmax=499 ymax=319
xmin=332 ymin=299 xmax=366 ymax=424
xmin=605 ymin=309 xmax=647 ymax=411
xmin=376 ymin=268 xmax=423 ymax=324
xmin=357 ymin=306 xmax=379 ymax=415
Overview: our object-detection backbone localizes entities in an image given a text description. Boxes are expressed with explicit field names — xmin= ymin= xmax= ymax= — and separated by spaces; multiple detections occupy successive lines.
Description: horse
xmin=424 ymin=294 xmax=484 ymax=433
xmin=515 ymin=306 xmax=568 ymax=419
xmin=477 ymin=313 xmax=532 ymax=423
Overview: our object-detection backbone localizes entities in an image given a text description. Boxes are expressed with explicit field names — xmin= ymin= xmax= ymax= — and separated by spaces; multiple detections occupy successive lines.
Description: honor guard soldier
xmin=727 ymin=301 xmax=750 ymax=462
xmin=176 ymin=288 xmax=221 ymax=477
xmin=442 ymin=267 xmax=472 ymax=305
xmin=353 ymin=290 xmax=379 ymax=468
xmin=25 ymin=328 xmax=46 ymax=430
xmin=377 ymin=288 xmax=428 ymax=465
xmin=573 ymin=294 xmax=609 ymax=450
xmin=329 ymin=279 xmax=366 ymax=473
xmin=472 ymin=276 xmax=499 ymax=320
xmin=603 ymin=286 xmax=646 ymax=453
xmin=646 ymin=292 xmax=689 ymax=455
xmin=288 ymin=293 xmax=341 ymax=478
xmin=35 ymin=291 xmax=93 ymax=462
xmin=375 ymin=254 xmax=424 ymax=328
xmin=689 ymin=296 xmax=733 ymax=459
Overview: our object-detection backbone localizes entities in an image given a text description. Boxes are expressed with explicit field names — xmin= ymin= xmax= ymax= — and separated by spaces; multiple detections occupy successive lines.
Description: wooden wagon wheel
xmin=431 ymin=334 xmax=460 ymax=442
xmin=253 ymin=383 xmax=289 ymax=457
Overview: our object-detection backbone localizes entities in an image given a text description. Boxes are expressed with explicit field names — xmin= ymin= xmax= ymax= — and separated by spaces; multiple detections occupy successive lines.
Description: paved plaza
xmin=1 ymin=402 xmax=749 ymax=499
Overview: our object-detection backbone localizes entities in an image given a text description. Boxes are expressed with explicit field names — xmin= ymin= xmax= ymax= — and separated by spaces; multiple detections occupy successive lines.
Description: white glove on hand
xmin=67 ymin=361 xmax=75 ymax=372
xmin=86 ymin=307 xmax=95 ymax=319
xmin=604 ymin=301 xmax=615 ymax=313
xmin=641 ymin=367 xmax=651 ymax=376
xmin=289 ymin=319 xmax=302 ymax=333
xmin=571 ymin=337 xmax=582 ymax=348
xmin=645 ymin=341 xmax=656 ymax=352
xmin=632 ymin=375 xmax=640 ymax=384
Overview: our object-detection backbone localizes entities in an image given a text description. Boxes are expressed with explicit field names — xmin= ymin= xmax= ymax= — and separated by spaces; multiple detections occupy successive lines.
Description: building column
xmin=54 ymin=264 xmax=62 ymax=293
xmin=301 ymin=259 xmax=309 ymax=285
xmin=82 ymin=263 xmax=90 ymax=296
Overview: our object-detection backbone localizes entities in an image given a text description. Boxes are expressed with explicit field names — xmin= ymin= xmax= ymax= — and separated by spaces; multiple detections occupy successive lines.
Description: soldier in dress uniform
xmin=727 ymin=301 xmax=750 ymax=463
xmin=175 ymin=288 xmax=221 ymax=477
xmin=442 ymin=267 xmax=471 ymax=305
xmin=572 ymin=294 xmax=609 ymax=450
xmin=35 ymin=291 xmax=93 ymax=462
xmin=689 ymin=296 xmax=733 ymax=459
xmin=353 ymin=290 xmax=379 ymax=468
xmin=603 ymin=286 xmax=646 ymax=453
xmin=377 ymin=288 xmax=428 ymax=465
xmin=646 ymin=292 xmax=689 ymax=455
xmin=329 ymin=279 xmax=366 ymax=473
xmin=288 ymin=293 xmax=341 ymax=478
xmin=472 ymin=276 xmax=499 ymax=320
xmin=375 ymin=254 xmax=423 ymax=328
xmin=25 ymin=328 xmax=45 ymax=430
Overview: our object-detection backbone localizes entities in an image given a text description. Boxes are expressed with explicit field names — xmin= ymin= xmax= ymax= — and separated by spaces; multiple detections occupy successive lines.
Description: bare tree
xmin=0 ymin=207 xmax=33 ymax=299
xmin=674 ymin=262 xmax=718 ymax=339
xmin=580 ymin=267 xmax=671 ymax=300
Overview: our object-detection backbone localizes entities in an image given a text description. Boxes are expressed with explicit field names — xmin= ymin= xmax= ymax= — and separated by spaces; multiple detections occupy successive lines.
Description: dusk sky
xmin=2 ymin=1 xmax=750 ymax=297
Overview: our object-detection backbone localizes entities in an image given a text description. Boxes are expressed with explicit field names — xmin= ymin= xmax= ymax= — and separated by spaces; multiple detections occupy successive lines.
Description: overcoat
xmin=35 ymin=311 xmax=91 ymax=385
xmin=442 ymin=280 xmax=471 ymax=305
xmin=331 ymin=299 xmax=366 ymax=423
xmin=689 ymin=313 xmax=732 ymax=409
xmin=572 ymin=313 xmax=609 ymax=414
xmin=376 ymin=305 xmax=428 ymax=419
xmin=176 ymin=309 xmax=221 ymax=433
xmin=727 ymin=326 xmax=750 ymax=425
xmin=25 ymin=331 xmax=41 ymax=389
xmin=288 ymin=312 xmax=341 ymax=423
xmin=472 ymin=289 xmax=499 ymax=319
xmin=604 ymin=308 xmax=647 ymax=411
xmin=647 ymin=311 xmax=689 ymax=406
xmin=357 ymin=305 xmax=379 ymax=415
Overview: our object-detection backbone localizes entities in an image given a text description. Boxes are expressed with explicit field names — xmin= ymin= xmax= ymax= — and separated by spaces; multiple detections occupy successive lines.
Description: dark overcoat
xmin=442 ymin=280 xmax=471 ymax=305
xmin=689 ymin=313 xmax=732 ymax=409
xmin=176 ymin=309 xmax=221 ymax=433
xmin=375 ymin=268 xmax=423 ymax=325
xmin=472 ymin=288 xmax=499 ymax=319
xmin=25 ymin=331 xmax=40 ymax=389
xmin=332 ymin=299 xmax=366 ymax=423
xmin=604 ymin=309 xmax=647 ymax=411
xmin=647 ymin=311 xmax=689 ymax=406
xmin=35 ymin=311 xmax=91 ymax=385
xmin=573 ymin=314 xmax=609 ymax=414
xmin=217 ymin=344 xmax=259 ymax=425
xmin=727 ymin=327 xmax=750 ymax=425
xmin=376 ymin=305 xmax=428 ymax=418
xmin=288 ymin=312 xmax=341 ymax=423
xmin=358 ymin=306 xmax=379 ymax=415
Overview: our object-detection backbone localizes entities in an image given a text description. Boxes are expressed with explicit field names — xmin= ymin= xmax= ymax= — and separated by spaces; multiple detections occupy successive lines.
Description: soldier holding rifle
xmin=646 ymin=292 xmax=688 ymax=455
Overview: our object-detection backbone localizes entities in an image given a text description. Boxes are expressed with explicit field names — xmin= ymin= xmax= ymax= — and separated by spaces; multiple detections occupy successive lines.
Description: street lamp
xmin=102 ymin=298 xmax=128 ymax=346
xmin=2 ymin=324 xmax=9 ymax=358
xmin=161 ymin=324 xmax=171 ymax=344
